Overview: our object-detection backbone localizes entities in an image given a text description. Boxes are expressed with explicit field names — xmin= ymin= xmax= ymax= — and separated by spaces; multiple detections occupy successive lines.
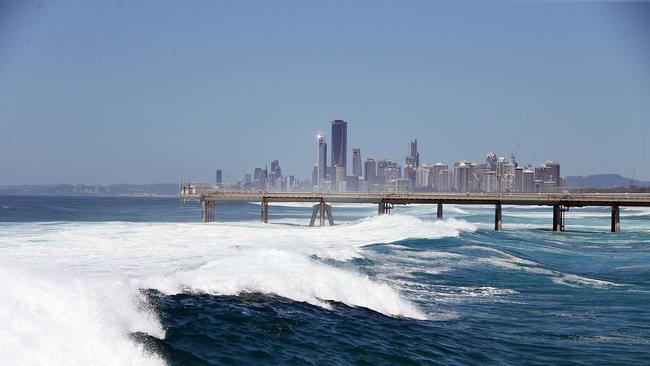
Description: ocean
xmin=1 ymin=195 xmax=649 ymax=365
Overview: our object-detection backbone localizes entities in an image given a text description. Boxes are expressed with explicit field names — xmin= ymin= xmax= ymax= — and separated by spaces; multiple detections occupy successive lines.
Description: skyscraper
xmin=437 ymin=169 xmax=450 ymax=192
xmin=535 ymin=161 xmax=561 ymax=188
xmin=545 ymin=161 xmax=561 ymax=188
xmin=485 ymin=153 xmax=497 ymax=171
xmin=253 ymin=167 xmax=263 ymax=189
xmin=352 ymin=148 xmax=362 ymax=177
xmin=415 ymin=165 xmax=433 ymax=190
xmin=215 ymin=169 xmax=222 ymax=185
xmin=485 ymin=171 xmax=498 ymax=192
xmin=270 ymin=160 xmax=281 ymax=176
xmin=404 ymin=139 xmax=420 ymax=189
xmin=523 ymin=168 xmax=534 ymax=193
xmin=364 ymin=158 xmax=376 ymax=189
xmin=454 ymin=161 xmax=469 ymax=192
xmin=331 ymin=120 xmax=348 ymax=176
xmin=514 ymin=167 xmax=523 ymax=193
xmin=317 ymin=135 xmax=327 ymax=189
xmin=432 ymin=163 xmax=447 ymax=191
xmin=335 ymin=166 xmax=346 ymax=192
xmin=406 ymin=139 xmax=420 ymax=167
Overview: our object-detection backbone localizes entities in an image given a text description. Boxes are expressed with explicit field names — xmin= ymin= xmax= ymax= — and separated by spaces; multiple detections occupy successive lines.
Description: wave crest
xmin=149 ymin=249 xmax=427 ymax=320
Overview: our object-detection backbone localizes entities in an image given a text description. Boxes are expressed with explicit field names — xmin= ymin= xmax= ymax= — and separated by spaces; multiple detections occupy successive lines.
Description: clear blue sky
xmin=1 ymin=0 xmax=649 ymax=184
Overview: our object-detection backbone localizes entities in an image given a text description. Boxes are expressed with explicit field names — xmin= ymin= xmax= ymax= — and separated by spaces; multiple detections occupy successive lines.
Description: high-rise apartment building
xmin=523 ymin=168 xmax=534 ymax=193
xmin=270 ymin=160 xmax=281 ymax=176
xmin=317 ymin=135 xmax=327 ymax=189
xmin=352 ymin=148 xmax=362 ymax=177
xmin=253 ymin=167 xmax=263 ymax=189
xmin=331 ymin=120 xmax=348 ymax=176
xmin=484 ymin=171 xmax=498 ymax=192
xmin=437 ymin=169 xmax=450 ymax=192
xmin=535 ymin=161 xmax=561 ymax=189
xmin=335 ymin=166 xmax=346 ymax=192
xmin=268 ymin=171 xmax=279 ymax=190
xmin=243 ymin=172 xmax=252 ymax=189
xmin=215 ymin=169 xmax=222 ymax=185
xmin=311 ymin=164 xmax=318 ymax=189
xmin=454 ymin=161 xmax=470 ymax=192
xmin=514 ymin=167 xmax=523 ymax=193
xmin=432 ymin=163 xmax=447 ymax=191
xmin=415 ymin=165 xmax=433 ymax=190
xmin=485 ymin=153 xmax=497 ymax=171
xmin=364 ymin=159 xmax=377 ymax=189
xmin=545 ymin=161 xmax=561 ymax=188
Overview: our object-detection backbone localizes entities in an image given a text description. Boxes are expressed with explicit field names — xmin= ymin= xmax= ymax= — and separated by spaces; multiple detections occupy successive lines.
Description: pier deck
xmin=180 ymin=182 xmax=650 ymax=232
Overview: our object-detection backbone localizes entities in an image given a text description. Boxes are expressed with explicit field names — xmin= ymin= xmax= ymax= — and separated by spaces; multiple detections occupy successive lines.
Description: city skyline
xmin=1 ymin=1 xmax=648 ymax=185
xmin=222 ymin=119 xmax=566 ymax=194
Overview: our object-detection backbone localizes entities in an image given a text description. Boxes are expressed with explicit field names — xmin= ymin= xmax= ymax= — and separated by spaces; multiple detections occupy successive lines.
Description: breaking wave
xmin=0 ymin=214 xmax=478 ymax=363
xmin=148 ymin=249 xmax=427 ymax=319
xmin=0 ymin=268 xmax=165 ymax=366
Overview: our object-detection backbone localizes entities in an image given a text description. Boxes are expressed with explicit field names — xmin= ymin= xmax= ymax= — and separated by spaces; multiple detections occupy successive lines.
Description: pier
xmin=180 ymin=182 xmax=650 ymax=232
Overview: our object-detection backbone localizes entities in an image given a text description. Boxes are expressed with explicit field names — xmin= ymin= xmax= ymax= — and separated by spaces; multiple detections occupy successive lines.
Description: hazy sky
xmin=1 ymin=0 xmax=649 ymax=185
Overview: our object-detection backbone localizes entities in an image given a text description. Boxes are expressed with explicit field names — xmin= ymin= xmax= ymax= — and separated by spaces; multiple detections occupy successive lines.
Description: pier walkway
xmin=180 ymin=182 xmax=650 ymax=232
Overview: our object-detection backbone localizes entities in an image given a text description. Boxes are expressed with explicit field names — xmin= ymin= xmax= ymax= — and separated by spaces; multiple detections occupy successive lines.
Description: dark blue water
xmin=1 ymin=195 xmax=649 ymax=365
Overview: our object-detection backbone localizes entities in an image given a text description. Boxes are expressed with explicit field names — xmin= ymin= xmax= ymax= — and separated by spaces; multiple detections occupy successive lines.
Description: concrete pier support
xmin=437 ymin=202 xmax=443 ymax=220
xmin=552 ymin=204 xmax=568 ymax=232
xmin=260 ymin=199 xmax=269 ymax=223
xmin=611 ymin=205 xmax=620 ymax=233
xmin=495 ymin=202 xmax=502 ymax=231
xmin=310 ymin=201 xmax=334 ymax=226
xmin=378 ymin=201 xmax=394 ymax=215
xmin=200 ymin=200 xmax=216 ymax=223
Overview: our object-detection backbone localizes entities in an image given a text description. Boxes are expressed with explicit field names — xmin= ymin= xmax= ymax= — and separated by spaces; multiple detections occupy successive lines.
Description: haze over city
xmin=1 ymin=0 xmax=649 ymax=185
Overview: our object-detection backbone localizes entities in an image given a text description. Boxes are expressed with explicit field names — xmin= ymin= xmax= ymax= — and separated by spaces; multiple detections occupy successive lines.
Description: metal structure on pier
xmin=180 ymin=181 xmax=650 ymax=232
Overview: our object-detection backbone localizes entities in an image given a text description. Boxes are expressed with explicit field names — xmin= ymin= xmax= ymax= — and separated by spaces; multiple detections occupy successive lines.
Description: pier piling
xmin=201 ymin=200 xmax=215 ymax=223
xmin=552 ymin=205 xmax=568 ymax=232
xmin=378 ymin=201 xmax=394 ymax=215
xmin=261 ymin=199 xmax=269 ymax=223
xmin=495 ymin=203 xmax=502 ymax=231
xmin=320 ymin=202 xmax=325 ymax=226
xmin=611 ymin=205 xmax=620 ymax=233
xmin=310 ymin=200 xmax=334 ymax=226
xmin=437 ymin=202 xmax=443 ymax=220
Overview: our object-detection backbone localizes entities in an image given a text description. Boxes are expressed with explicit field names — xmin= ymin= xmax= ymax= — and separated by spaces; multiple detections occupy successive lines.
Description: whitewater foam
xmin=0 ymin=267 xmax=165 ymax=366
xmin=0 ymin=214 xmax=475 ymax=361
xmin=148 ymin=249 xmax=427 ymax=319
xmin=456 ymin=245 xmax=621 ymax=288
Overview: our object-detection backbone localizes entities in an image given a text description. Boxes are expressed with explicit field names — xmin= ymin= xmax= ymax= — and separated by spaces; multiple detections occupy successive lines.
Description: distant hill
xmin=565 ymin=174 xmax=650 ymax=189
xmin=0 ymin=183 xmax=179 ymax=196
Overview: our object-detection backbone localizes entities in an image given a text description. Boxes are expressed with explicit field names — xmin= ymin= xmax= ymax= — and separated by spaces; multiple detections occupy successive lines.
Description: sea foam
xmin=0 ymin=214 xmax=475 ymax=363
xmin=0 ymin=268 xmax=165 ymax=366
xmin=148 ymin=249 xmax=428 ymax=319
